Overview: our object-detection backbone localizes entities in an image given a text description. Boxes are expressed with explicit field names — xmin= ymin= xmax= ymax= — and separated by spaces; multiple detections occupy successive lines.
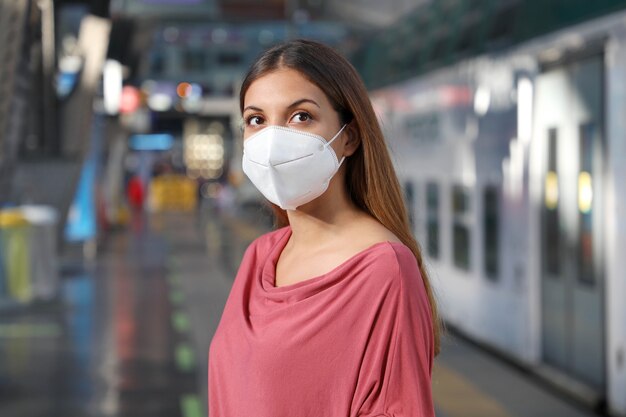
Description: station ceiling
xmin=108 ymin=0 xmax=431 ymax=30
xmin=93 ymin=0 xmax=433 ymax=86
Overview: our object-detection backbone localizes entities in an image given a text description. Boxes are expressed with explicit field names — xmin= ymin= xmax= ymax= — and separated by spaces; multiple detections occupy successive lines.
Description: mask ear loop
xmin=326 ymin=124 xmax=347 ymax=147
xmin=326 ymin=124 xmax=348 ymax=168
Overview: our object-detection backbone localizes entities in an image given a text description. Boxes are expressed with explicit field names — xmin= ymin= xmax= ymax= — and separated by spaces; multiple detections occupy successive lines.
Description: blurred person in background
xmin=126 ymin=173 xmax=145 ymax=231
xmin=208 ymin=40 xmax=440 ymax=416
xmin=216 ymin=183 xmax=235 ymax=213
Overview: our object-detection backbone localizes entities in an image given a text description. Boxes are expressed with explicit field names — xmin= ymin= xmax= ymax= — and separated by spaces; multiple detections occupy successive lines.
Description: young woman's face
xmin=242 ymin=68 xmax=345 ymax=155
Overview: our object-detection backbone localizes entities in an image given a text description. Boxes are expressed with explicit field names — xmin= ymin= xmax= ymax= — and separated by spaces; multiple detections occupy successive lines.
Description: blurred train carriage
xmin=350 ymin=1 xmax=626 ymax=415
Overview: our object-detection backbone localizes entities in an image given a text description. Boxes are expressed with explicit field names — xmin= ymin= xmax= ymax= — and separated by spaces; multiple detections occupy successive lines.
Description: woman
xmin=208 ymin=39 xmax=440 ymax=417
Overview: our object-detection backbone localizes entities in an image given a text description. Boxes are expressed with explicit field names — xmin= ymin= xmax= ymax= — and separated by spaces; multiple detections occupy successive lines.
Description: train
xmin=363 ymin=5 xmax=626 ymax=416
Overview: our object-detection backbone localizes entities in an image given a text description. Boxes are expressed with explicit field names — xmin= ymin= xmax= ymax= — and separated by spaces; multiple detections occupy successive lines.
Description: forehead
xmin=243 ymin=68 xmax=329 ymax=108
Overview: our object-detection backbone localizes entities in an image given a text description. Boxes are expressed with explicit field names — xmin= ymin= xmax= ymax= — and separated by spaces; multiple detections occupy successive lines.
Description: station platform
xmin=0 ymin=210 xmax=608 ymax=417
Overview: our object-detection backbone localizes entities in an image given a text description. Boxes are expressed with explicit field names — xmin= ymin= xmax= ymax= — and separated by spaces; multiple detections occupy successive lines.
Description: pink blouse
xmin=208 ymin=226 xmax=435 ymax=417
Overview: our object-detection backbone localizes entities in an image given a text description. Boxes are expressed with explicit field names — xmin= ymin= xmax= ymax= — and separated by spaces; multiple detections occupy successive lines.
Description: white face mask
xmin=242 ymin=124 xmax=347 ymax=210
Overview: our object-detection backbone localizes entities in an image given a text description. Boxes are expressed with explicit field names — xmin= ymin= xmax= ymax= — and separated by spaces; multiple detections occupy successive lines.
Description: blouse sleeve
xmin=355 ymin=245 xmax=435 ymax=417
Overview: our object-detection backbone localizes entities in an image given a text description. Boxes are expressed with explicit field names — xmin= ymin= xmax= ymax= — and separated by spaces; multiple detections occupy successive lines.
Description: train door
xmin=534 ymin=54 xmax=605 ymax=392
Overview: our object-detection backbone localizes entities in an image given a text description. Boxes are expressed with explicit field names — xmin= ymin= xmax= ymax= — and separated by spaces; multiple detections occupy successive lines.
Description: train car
xmin=364 ymin=4 xmax=626 ymax=415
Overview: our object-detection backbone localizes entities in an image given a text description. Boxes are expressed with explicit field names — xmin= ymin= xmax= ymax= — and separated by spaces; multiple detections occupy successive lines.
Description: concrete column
xmin=605 ymin=29 xmax=626 ymax=417
xmin=0 ymin=0 xmax=29 ymax=203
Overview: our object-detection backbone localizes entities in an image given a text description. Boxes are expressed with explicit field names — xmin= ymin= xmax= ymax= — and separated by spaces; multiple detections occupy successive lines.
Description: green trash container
xmin=0 ymin=223 xmax=5 ymax=298
xmin=0 ymin=210 xmax=32 ymax=303
xmin=21 ymin=205 xmax=59 ymax=300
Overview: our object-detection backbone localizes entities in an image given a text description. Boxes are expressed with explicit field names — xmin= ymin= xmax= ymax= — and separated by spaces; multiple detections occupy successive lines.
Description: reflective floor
xmin=0 ymin=208 xmax=608 ymax=417
xmin=0 ymin=213 xmax=207 ymax=417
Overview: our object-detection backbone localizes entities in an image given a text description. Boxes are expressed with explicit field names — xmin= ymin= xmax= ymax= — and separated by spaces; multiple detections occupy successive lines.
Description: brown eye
xmin=246 ymin=115 xmax=264 ymax=126
xmin=291 ymin=112 xmax=311 ymax=123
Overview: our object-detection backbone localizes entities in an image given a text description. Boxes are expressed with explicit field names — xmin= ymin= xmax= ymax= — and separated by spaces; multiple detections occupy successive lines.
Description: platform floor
xmin=0 ymin=210 xmax=608 ymax=417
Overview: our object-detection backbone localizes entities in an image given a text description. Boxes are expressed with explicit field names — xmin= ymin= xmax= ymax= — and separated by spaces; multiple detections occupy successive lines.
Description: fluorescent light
xmin=517 ymin=77 xmax=533 ymax=144
xmin=103 ymin=60 xmax=123 ymax=115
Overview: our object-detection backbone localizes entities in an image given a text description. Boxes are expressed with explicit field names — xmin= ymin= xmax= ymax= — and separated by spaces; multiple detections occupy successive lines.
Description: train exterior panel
xmin=370 ymin=11 xmax=626 ymax=416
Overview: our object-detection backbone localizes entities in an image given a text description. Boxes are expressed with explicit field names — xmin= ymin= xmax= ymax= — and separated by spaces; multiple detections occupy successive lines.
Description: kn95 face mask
xmin=242 ymin=124 xmax=347 ymax=210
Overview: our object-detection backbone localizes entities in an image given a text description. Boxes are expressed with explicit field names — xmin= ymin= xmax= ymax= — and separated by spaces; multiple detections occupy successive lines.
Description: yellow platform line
xmin=433 ymin=363 xmax=513 ymax=417
xmin=180 ymin=394 xmax=203 ymax=417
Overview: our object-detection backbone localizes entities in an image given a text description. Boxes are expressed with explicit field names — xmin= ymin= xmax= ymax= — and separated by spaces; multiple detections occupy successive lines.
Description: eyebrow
xmin=243 ymin=98 xmax=321 ymax=113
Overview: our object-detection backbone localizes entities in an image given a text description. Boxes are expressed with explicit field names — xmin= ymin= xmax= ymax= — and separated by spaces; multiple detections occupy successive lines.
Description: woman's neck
xmin=285 ymin=181 xmax=362 ymax=249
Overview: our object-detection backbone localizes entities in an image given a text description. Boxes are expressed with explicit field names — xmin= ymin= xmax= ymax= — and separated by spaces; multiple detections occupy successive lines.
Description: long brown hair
xmin=240 ymin=39 xmax=441 ymax=355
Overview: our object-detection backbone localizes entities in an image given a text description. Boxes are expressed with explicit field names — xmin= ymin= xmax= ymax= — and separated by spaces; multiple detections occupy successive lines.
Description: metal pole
xmin=38 ymin=0 xmax=58 ymax=155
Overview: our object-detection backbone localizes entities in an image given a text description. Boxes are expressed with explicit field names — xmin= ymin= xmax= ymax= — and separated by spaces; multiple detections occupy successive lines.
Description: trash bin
xmin=0 ymin=209 xmax=32 ymax=303
xmin=21 ymin=205 xmax=59 ymax=301
xmin=0 ymin=225 xmax=5 ymax=298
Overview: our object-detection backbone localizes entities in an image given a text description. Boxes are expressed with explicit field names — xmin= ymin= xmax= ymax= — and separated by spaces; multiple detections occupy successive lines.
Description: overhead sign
xmin=110 ymin=0 xmax=217 ymax=17
xmin=129 ymin=134 xmax=174 ymax=151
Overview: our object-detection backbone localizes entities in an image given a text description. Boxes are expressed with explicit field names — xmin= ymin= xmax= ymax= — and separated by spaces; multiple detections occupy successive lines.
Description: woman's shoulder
xmin=366 ymin=240 xmax=417 ymax=276
xmin=348 ymin=218 xmax=412 ymax=266
xmin=351 ymin=222 xmax=420 ymax=286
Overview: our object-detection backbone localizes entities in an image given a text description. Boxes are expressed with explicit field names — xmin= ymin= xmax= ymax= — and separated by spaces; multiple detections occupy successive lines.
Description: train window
xmin=217 ymin=52 xmax=243 ymax=66
xmin=543 ymin=127 xmax=560 ymax=277
xmin=453 ymin=225 xmax=470 ymax=269
xmin=150 ymin=50 xmax=165 ymax=75
xmin=403 ymin=180 xmax=416 ymax=231
xmin=578 ymin=122 xmax=595 ymax=287
xmin=426 ymin=182 xmax=440 ymax=259
xmin=452 ymin=185 xmax=470 ymax=213
xmin=452 ymin=185 xmax=471 ymax=270
xmin=406 ymin=113 xmax=440 ymax=145
xmin=183 ymin=49 xmax=208 ymax=72
xmin=483 ymin=186 xmax=499 ymax=280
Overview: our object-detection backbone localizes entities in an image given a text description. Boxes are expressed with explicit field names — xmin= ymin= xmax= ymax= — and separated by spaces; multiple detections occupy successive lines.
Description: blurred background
xmin=1 ymin=0 xmax=625 ymax=416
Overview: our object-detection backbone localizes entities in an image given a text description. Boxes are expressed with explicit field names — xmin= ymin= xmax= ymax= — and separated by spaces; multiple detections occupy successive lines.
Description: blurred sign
xmin=129 ymin=134 xmax=174 ymax=151
xmin=149 ymin=174 xmax=198 ymax=212
xmin=56 ymin=55 xmax=83 ymax=99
